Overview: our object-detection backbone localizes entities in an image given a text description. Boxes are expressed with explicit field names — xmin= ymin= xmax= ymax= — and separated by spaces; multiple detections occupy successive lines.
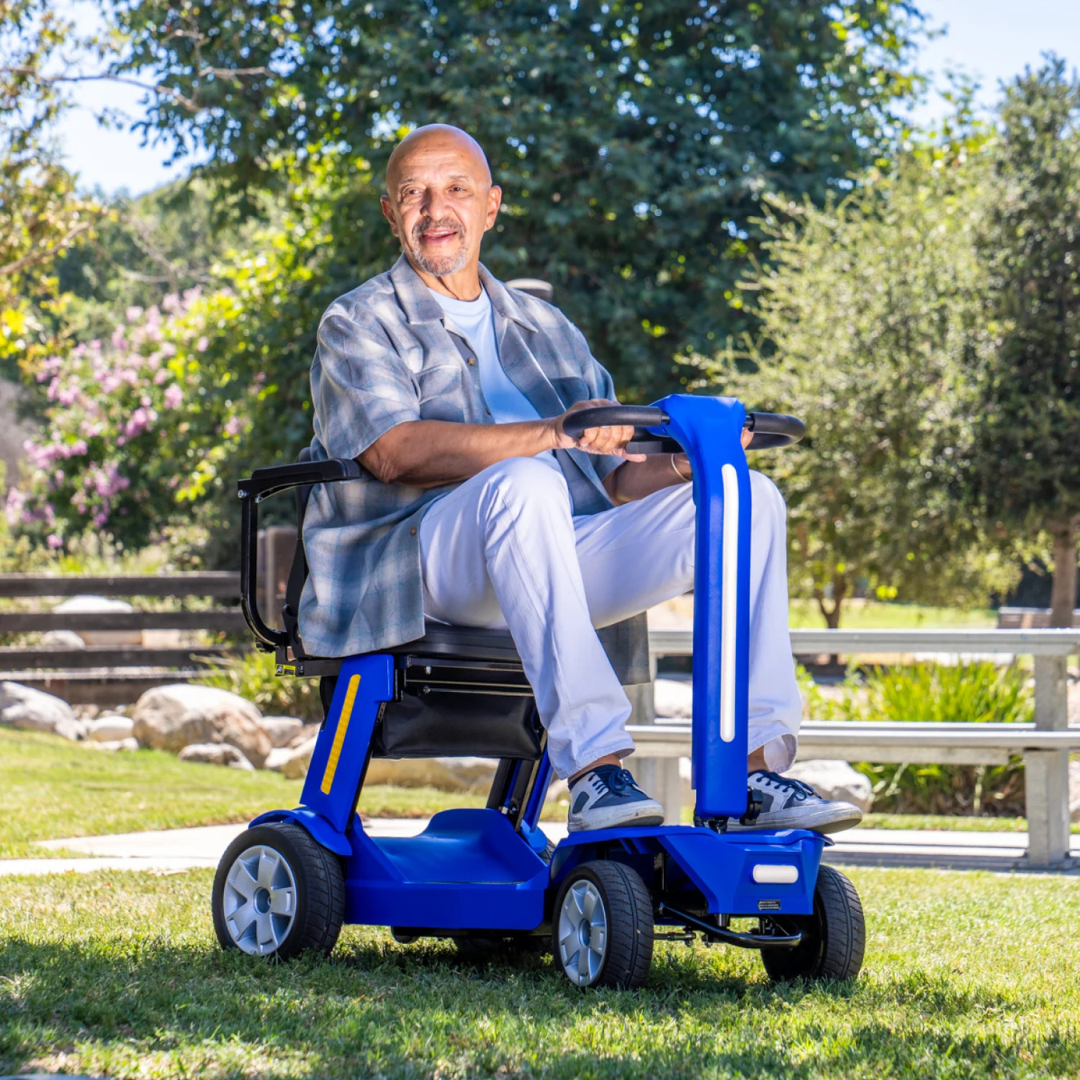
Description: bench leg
xmin=636 ymin=756 xmax=684 ymax=826
xmin=1028 ymin=655 xmax=1072 ymax=867
xmin=1024 ymin=750 xmax=1070 ymax=867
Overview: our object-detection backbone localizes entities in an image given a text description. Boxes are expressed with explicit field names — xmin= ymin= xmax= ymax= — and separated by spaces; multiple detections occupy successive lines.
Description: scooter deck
xmin=330 ymin=808 xmax=825 ymax=932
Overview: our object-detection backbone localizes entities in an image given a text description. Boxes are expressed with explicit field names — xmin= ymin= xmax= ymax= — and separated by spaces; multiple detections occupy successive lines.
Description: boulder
xmin=132 ymin=683 xmax=271 ymax=768
xmin=258 ymin=715 xmax=304 ymax=748
xmin=784 ymin=759 xmax=874 ymax=813
xmin=281 ymin=736 xmax=318 ymax=780
xmin=654 ymin=678 xmax=693 ymax=719
xmin=92 ymin=736 xmax=140 ymax=752
xmin=52 ymin=594 xmax=140 ymax=647
xmin=0 ymin=681 xmax=85 ymax=741
xmin=364 ymin=756 xmax=499 ymax=792
xmin=264 ymin=747 xmax=295 ymax=773
xmin=178 ymin=742 xmax=255 ymax=770
xmin=86 ymin=714 xmax=135 ymax=742
xmin=288 ymin=723 xmax=321 ymax=748
xmin=41 ymin=629 xmax=87 ymax=649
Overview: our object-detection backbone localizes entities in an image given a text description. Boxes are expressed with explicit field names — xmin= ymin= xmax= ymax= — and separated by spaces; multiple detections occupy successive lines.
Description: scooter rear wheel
xmin=212 ymin=822 xmax=344 ymax=960
xmin=552 ymin=861 xmax=653 ymax=989
xmin=760 ymin=864 xmax=865 ymax=982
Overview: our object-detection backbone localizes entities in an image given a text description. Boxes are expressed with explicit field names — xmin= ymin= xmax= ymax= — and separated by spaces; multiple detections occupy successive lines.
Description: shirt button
xmin=467 ymin=357 xmax=476 ymax=366
xmin=410 ymin=527 xmax=417 ymax=536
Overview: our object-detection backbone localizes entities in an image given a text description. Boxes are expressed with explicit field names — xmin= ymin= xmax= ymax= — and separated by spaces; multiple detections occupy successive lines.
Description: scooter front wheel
xmin=552 ymin=861 xmax=653 ymax=989
xmin=760 ymin=864 xmax=865 ymax=982
xmin=212 ymin=822 xmax=344 ymax=960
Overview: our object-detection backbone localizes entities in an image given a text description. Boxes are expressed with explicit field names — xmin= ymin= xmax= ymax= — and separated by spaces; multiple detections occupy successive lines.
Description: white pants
xmin=419 ymin=457 xmax=801 ymax=779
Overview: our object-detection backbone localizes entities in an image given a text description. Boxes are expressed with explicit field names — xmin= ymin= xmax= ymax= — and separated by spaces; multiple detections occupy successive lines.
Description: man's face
xmin=380 ymin=133 xmax=502 ymax=278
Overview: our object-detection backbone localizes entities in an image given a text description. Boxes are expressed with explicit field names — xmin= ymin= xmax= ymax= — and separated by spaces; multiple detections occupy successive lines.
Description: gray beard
xmin=408 ymin=241 xmax=469 ymax=277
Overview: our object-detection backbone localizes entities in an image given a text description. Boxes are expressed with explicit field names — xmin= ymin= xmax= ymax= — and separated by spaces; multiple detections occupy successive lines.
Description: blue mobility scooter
xmin=213 ymin=395 xmax=865 ymax=988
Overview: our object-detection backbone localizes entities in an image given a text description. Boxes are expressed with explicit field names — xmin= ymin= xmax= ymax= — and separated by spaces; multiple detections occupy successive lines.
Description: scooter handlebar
xmin=560 ymin=405 xmax=669 ymax=439
xmin=559 ymin=404 xmax=805 ymax=450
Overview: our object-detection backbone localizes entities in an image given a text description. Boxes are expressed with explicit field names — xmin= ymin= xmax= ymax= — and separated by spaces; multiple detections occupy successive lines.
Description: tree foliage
xmin=717 ymin=150 xmax=1017 ymax=625
xmin=104 ymin=0 xmax=927 ymax=401
xmin=0 ymin=0 xmax=102 ymax=370
xmin=975 ymin=57 xmax=1080 ymax=625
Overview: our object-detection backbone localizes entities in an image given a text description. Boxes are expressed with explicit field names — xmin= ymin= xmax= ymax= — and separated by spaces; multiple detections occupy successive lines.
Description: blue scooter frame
xmin=218 ymin=395 xmax=863 ymax=987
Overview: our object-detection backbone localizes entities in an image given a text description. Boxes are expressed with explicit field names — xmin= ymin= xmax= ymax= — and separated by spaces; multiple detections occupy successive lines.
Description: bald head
xmin=385 ymin=124 xmax=491 ymax=193
xmin=380 ymin=124 xmax=502 ymax=290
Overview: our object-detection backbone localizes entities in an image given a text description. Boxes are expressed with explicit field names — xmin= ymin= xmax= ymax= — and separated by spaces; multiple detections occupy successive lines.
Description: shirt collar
xmin=389 ymin=253 xmax=539 ymax=333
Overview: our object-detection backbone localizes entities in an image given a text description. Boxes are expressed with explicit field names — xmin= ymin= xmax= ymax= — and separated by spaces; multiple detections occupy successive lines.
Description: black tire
xmin=760 ymin=864 xmax=865 ymax=982
xmin=551 ymin=861 xmax=654 ymax=989
xmin=212 ymin=822 xmax=345 ymax=960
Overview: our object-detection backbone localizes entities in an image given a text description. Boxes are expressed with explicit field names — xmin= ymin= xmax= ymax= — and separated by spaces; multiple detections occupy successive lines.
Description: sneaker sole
xmin=567 ymin=805 xmax=665 ymax=833
xmin=725 ymin=805 xmax=863 ymax=835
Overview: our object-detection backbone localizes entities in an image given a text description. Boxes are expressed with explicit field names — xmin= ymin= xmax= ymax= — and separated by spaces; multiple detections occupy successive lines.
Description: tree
xmin=714 ymin=151 xmax=1017 ymax=626
xmin=976 ymin=57 xmax=1080 ymax=627
xmin=0 ymin=1 xmax=102 ymax=372
xmin=104 ymin=0 xmax=928 ymax=401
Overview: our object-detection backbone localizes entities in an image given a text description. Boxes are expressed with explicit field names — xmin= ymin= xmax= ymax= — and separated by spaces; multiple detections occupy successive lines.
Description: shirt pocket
xmin=415 ymin=363 xmax=467 ymax=421
xmin=549 ymin=375 xmax=593 ymax=410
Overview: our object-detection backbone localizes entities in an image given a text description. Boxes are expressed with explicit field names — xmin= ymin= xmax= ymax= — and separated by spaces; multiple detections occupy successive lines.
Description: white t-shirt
xmin=430 ymin=287 xmax=563 ymax=475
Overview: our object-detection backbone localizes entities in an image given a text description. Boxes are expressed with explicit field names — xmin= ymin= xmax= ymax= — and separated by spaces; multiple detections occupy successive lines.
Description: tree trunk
xmin=814 ymin=574 xmax=847 ymax=665
xmin=1049 ymin=517 xmax=1078 ymax=628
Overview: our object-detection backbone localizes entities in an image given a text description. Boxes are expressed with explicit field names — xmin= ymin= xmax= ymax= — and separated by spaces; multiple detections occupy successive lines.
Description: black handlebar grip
xmin=561 ymin=405 xmax=669 ymax=439
xmin=745 ymin=412 xmax=806 ymax=449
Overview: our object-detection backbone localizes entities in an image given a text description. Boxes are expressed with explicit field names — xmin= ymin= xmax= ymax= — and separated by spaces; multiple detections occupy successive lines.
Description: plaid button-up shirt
xmin=298 ymin=255 xmax=649 ymax=683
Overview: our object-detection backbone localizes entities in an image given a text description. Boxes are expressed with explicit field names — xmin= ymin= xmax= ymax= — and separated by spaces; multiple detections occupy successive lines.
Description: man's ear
xmin=484 ymin=185 xmax=502 ymax=232
xmin=380 ymin=194 xmax=401 ymax=238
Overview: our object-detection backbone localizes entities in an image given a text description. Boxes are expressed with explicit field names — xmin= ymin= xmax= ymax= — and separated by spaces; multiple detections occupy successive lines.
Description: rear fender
xmin=249 ymin=807 xmax=352 ymax=857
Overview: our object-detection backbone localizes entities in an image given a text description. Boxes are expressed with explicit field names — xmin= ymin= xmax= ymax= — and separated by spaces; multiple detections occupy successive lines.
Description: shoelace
xmin=586 ymin=767 xmax=640 ymax=796
xmin=751 ymin=770 xmax=817 ymax=802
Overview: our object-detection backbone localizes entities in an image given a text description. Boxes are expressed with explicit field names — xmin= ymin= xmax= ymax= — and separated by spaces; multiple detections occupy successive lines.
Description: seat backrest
xmin=281 ymin=447 xmax=314 ymax=654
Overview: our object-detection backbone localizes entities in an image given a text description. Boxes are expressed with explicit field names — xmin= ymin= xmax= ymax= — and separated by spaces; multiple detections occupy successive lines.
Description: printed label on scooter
xmin=758 ymin=900 xmax=782 ymax=911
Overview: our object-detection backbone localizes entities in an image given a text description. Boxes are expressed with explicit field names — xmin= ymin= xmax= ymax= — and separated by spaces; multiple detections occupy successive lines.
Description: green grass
xmin=0 ymin=729 xmax=562 ymax=858
xmin=0 ymin=867 xmax=1077 ymax=1078
xmin=788 ymin=599 xmax=998 ymax=630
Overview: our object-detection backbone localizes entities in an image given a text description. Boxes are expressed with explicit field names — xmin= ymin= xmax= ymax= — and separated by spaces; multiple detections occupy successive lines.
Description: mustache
xmin=411 ymin=216 xmax=463 ymax=243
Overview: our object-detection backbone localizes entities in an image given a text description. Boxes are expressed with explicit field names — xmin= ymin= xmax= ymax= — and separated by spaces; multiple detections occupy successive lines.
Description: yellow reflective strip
xmin=320 ymin=673 xmax=360 ymax=795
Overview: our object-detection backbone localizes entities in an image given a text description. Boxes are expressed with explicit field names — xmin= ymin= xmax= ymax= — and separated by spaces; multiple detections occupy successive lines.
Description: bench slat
xmin=0 ymin=573 xmax=241 ymax=598
xmin=0 ymin=645 xmax=244 ymax=671
xmin=0 ymin=611 xmax=247 ymax=632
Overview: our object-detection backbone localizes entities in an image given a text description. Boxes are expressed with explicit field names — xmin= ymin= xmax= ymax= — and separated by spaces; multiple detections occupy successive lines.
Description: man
xmin=299 ymin=124 xmax=861 ymax=835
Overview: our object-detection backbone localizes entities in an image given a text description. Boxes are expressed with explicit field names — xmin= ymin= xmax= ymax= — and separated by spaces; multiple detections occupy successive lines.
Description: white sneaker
xmin=567 ymin=766 xmax=665 ymax=832
xmin=725 ymin=770 xmax=863 ymax=835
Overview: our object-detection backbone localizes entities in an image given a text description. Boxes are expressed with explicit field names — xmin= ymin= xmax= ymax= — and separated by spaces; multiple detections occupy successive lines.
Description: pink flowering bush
xmin=10 ymin=288 xmax=259 ymax=550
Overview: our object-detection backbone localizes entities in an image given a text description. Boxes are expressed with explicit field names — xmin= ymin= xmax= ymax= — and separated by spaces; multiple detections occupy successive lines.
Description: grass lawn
xmin=0 ymin=729 xmax=562 ymax=859
xmin=0 ymin=866 xmax=1077 ymax=1079
xmin=788 ymin=599 xmax=998 ymax=630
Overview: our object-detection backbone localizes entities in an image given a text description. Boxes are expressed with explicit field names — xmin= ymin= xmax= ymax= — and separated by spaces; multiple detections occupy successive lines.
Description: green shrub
xmin=821 ymin=662 xmax=1032 ymax=817
xmin=196 ymin=650 xmax=323 ymax=722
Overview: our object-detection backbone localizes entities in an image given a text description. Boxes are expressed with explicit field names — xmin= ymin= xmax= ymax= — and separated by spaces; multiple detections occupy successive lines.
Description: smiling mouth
xmin=421 ymin=228 xmax=460 ymax=244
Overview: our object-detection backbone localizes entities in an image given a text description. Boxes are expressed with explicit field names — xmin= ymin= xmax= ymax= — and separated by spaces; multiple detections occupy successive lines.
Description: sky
xmin=55 ymin=0 xmax=1080 ymax=197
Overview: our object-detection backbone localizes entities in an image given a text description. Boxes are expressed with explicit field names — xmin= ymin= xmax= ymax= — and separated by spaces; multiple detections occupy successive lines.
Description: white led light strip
xmin=720 ymin=463 xmax=739 ymax=743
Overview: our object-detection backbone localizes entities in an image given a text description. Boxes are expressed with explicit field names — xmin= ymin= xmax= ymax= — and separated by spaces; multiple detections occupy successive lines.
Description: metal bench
xmin=634 ymin=627 xmax=1080 ymax=868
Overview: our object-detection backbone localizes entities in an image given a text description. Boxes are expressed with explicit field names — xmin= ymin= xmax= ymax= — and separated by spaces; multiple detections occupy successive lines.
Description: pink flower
xmin=46 ymin=533 xmax=63 ymax=549
xmin=196 ymin=336 xmax=209 ymax=353
xmin=163 ymin=384 xmax=184 ymax=409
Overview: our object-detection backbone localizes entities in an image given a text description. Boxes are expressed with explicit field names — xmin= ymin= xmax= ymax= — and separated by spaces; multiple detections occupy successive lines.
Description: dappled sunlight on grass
xmin=0 ymin=867 xmax=1077 ymax=1078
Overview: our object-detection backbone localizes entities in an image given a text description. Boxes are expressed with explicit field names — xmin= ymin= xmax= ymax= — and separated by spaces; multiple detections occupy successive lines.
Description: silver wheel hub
xmin=558 ymin=880 xmax=608 ymax=986
xmin=222 ymin=844 xmax=298 ymax=955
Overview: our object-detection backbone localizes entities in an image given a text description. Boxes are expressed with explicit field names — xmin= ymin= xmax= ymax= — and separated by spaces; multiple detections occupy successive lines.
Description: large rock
xmin=179 ymin=742 xmax=255 ymax=770
xmin=53 ymin=594 xmax=140 ymax=647
xmin=281 ymin=736 xmax=318 ymax=780
xmin=654 ymin=678 xmax=693 ymax=719
xmin=86 ymin=714 xmax=135 ymax=742
xmin=132 ymin=684 xmax=271 ymax=768
xmin=0 ymin=681 xmax=85 ymax=741
xmin=258 ymin=715 xmax=304 ymax=748
xmin=784 ymin=759 xmax=874 ymax=813
xmin=364 ymin=756 xmax=499 ymax=792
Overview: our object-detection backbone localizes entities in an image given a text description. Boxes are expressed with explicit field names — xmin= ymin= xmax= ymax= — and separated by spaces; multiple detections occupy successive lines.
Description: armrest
xmin=238 ymin=458 xmax=363 ymax=502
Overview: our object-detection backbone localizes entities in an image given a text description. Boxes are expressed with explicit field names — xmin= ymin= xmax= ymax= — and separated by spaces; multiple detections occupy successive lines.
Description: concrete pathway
xmin=6 ymin=819 xmax=1076 ymax=876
